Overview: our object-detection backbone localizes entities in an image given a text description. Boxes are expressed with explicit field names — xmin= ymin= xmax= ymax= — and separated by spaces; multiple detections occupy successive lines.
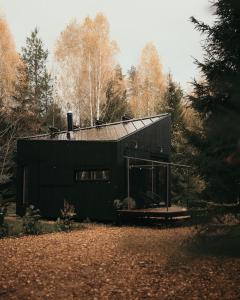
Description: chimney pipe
xmin=67 ymin=111 xmax=73 ymax=132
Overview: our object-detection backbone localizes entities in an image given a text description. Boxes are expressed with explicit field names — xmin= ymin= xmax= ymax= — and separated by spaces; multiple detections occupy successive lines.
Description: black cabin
xmin=16 ymin=114 xmax=171 ymax=220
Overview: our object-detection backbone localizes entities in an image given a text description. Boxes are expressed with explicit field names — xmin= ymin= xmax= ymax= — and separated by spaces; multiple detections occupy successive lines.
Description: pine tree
xmin=101 ymin=65 xmax=132 ymax=123
xmin=163 ymin=74 xmax=183 ymax=127
xmin=166 ymin=75 xmax=184 ymax=159
xmin=160 ymin=75 xmax=187 ymax=203
xmin=156 ymin=73 xmax=184 ymax=156
xmin=42 ymin=103 xmax=66 ymax=130
xmin=127 ymin=66 xmax=139 ymax=116
xmin=189 ymin=0 xmax=240 ymax=202
xmin=21 ymin=28 xmax=53 ymax=122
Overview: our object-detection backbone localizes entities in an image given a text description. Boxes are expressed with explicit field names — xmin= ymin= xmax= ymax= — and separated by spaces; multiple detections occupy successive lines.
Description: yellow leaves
xmin=55 ymin=21 xmax=81 ymax=61
xmin=128 ymin=42 xmax=167 ymax=117
xmin=0 ymin=15 xmax=22 ymax=107
xmin=0 ymin=225 xmax=239 ymax=299
xmin=54 ymin=13 xmax=118 ymax=125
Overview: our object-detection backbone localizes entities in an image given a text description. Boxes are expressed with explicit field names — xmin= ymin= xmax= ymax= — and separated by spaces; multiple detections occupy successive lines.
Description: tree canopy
xmin=128 ymin=43 xmax=166 ymax=117
xmin=55 ymin=13 xmax=118 ymax=126
xmin=189 ymin=0 xmax=240 ymax=202
xmin=21 ymin=28 xmax=53 ymax=120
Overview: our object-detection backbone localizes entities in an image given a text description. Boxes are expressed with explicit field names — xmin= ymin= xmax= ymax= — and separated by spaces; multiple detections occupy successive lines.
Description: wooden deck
xmin=117 ymin=205 xmax=190 ymax=220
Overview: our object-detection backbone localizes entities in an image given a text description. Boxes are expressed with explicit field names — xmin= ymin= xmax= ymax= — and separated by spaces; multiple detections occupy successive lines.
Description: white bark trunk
xmin=88 ymin=53 xmax=93 ymax=126
xmin=96 ymin=47 xmax=102 ymax=121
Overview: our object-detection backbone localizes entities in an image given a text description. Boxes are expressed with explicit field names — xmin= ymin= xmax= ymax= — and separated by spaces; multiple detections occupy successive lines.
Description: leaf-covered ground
xmin=0 ymin=224 xmax=239 ymax=300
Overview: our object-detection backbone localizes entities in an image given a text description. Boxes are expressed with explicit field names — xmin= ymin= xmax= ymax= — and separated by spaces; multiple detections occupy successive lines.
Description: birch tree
xmin=55 ymin=13 xmax=118 ymax=126
xmin=0 ymin=15 xmax=30 ymax=183
xmin=128 ymin=43 xmax=166 ymax=117
xmin=0 ymin=15 xmax=21 ymax=108
xmin=0 ymin=15 xmax=19 ymax=183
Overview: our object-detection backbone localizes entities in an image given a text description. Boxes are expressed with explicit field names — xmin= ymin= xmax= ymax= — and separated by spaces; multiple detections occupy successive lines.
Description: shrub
xmin=56 ymin=200 xmax=76 ymax=232
xmin=122 ymin=197 xmax=136 ymax=209
xmin=113 ymin=199 xmax=122 ymax=210
xmin=22 ymin=205 xmax=41 ymax=235
xmin=0 ymin=204 xmax=8 ymax=238
xmin=113 ymin=197 xmax=136 ymax=210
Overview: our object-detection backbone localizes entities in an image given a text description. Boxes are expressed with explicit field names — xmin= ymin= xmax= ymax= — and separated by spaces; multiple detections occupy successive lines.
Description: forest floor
xmin=0 ymin=223 xmax=240 ymax=300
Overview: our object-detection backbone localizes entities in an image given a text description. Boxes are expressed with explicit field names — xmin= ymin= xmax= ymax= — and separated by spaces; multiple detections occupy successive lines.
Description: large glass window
xmin=75 ymin=169 xmax=110 ymax=182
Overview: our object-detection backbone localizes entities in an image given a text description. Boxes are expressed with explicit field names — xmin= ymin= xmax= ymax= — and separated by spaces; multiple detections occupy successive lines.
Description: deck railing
xmin=125 ymin=156 xmax=191 ymax=211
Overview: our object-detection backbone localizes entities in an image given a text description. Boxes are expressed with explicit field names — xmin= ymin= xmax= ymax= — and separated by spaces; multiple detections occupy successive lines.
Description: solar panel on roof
xmin=107 ymin=126 xmax=114 ymax=140
xmin=112 ymin=124 xmax=126 ymax=139
xmin=133 ymin=120 xmax=145 ymax=130
xmin=123 ymin=122 xmax=135 ymax=134
xmin=142 ymin=119 xmax=152 ymax=126
xmin=74 ymin=131 xmax=81 ymax=140
xmin=56 ymin=133 xmax=66 ymax=140
xmin=87 ymin=128 xmax=97 ymax=140
xmin=97 ymin=126 xmax=107 ymax=140
xmin=24 ymin=114 xmax=168 ymax=141
xmin=150 ymin=117 xmax=160 ymax=122
xmin=81 ymin=130 xmax=87 ymax=140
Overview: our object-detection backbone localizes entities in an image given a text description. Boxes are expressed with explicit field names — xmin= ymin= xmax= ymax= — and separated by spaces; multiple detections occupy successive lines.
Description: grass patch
xmin=5 ymin=217 xmax=85 ymax=237
xmin=3 ymin=202 xmax=83 ymax=237
xmin=2 ymin=201 xmax=85 ymax=237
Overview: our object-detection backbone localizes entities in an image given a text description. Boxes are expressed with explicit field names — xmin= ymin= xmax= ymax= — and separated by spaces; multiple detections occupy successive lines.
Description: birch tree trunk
xmin=88 ymin=53 xmax=93 ymax=126
xmin=54 ymin=13 xmax=118 ymax=125
xmin=96 ymin=46 xmax=102 ymax=121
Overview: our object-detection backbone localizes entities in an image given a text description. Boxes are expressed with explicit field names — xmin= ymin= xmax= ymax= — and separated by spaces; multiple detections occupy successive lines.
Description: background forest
xmin=0 ymin=0 xmax=239 ymax=207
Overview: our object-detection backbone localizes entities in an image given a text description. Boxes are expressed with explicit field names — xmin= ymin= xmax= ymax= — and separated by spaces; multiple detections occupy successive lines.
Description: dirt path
xmin=0 ymin=225 xmax=239 ymax=300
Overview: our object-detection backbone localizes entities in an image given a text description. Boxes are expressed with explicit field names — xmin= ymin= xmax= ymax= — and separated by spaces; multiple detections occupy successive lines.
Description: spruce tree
xmin=189 ymin=0 xmax=240 ymax=202
xmin=102 ymin=65 xmax=132 ymax=123
xmin=163 ymin=74 xmax=183 ymax=131
xmin=156 ymin=73 xmax=184 ymax=159
xmin=159 ymin=75 xmax=191 ymax=203
xmin=21 ymin=28 xmax=53 ymax=122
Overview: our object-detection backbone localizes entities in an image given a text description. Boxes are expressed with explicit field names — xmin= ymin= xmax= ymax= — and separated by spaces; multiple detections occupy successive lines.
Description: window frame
xmin=75 ymin=169 xmax=110 ymax=183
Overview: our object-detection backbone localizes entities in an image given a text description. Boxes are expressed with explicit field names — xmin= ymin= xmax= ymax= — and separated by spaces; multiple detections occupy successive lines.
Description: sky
xmin=0 ymin=0 xmax=213 ymax=91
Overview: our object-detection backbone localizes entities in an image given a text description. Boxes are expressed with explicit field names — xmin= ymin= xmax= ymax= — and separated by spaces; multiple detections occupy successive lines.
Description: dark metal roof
xmin=22 ymin=114 xmax=169 ymax=141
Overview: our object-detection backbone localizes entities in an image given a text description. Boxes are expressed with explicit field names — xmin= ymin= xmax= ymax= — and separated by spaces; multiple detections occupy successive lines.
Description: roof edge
xmin=17 ymin=113 xmax=170 ymax=140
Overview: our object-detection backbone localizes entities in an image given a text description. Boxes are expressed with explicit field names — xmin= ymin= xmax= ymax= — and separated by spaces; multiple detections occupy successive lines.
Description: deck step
xmin=117 ymin=206 xmax=190 ymax=220
xmin=142 ymin=215 xmax=191 ymax=221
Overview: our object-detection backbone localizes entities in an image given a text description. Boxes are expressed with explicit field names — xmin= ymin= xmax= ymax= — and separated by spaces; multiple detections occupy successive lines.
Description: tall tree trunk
xmin=88 ymin=53 xmax=93 ymax=126
xmin=96 ymin=47 xmax=102 ymax=121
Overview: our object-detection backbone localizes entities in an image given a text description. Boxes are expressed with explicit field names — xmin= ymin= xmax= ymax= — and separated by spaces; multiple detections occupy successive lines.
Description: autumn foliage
xmin=0 ymin=15 xmax=21 ymax=108
xmin=55 ymin=13 xmax=119 ymax=126
xmin=133 ymin=43 xmax=166 ymax=116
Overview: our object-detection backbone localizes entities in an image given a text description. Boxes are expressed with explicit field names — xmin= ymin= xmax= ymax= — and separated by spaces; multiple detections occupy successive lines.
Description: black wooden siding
xmin=16 ymin=114 xmax=171 ymax=220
